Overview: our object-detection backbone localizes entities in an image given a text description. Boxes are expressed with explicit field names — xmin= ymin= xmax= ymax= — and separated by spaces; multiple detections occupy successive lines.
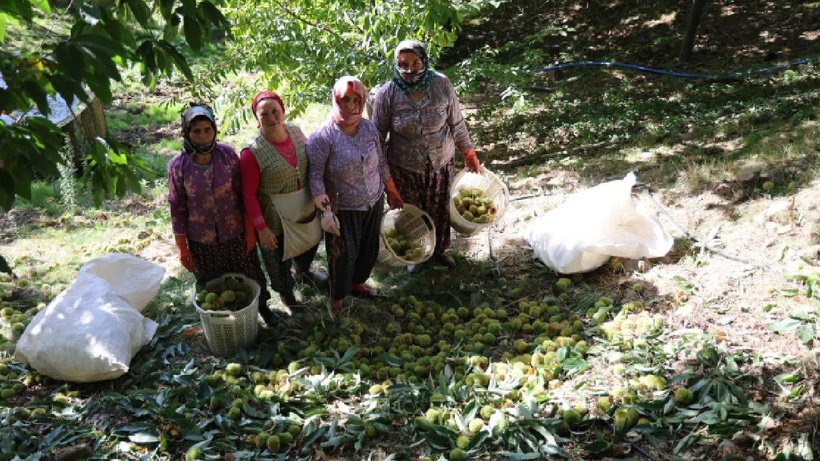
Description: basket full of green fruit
xmin=192 ymin=273 xmax=261 ymax=356
xmin=377 ymin=204 xmax=436 ymax=267
xmin=449 ymin=167 xmax=509 ymax=236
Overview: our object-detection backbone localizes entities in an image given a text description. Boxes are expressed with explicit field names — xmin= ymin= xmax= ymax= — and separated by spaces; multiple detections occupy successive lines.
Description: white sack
xmin=79 ymin=253 xmax=165 ymax=311
xmin=15 ymin=254 xmax=164 ymax=382
xmin=527 ymin=172 xmax=673 ymax=274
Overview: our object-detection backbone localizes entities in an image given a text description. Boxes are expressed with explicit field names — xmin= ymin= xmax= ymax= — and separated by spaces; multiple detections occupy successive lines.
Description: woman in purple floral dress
xmin=167 ymin=104 xmax=275 ymax=326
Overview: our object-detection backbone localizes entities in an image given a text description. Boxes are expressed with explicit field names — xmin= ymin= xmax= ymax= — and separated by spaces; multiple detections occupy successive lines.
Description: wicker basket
xmin=449 ymin=167 xmax=510 ymax=236
xmin=377 ymin=204 xmax=436 ymax=267
xmin=192 ymin=273 xmax=261 ymax=357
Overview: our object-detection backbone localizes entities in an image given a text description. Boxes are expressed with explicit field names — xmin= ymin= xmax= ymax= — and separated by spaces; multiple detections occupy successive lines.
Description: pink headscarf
xmin=330 ymin=76 xmax=365 ymax=128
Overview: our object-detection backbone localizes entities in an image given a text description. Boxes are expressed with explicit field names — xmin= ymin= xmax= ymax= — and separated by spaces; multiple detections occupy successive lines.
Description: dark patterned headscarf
xmin=181 ymin=104 xmax=217 ymax=155
xmin=391 ymin=40 xmax=435 ymax=94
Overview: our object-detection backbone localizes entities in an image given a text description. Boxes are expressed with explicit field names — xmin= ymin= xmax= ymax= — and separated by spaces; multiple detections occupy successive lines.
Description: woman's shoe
xmin=279 ymin=291 xmax=305 ymax=309
xmin=352 ymin=283 xmax=371 ymax=296
xmin=434 ymin=253 xmax=456 ymax=268
xmin=294 ymin=268 xmax=329 ymax=285
xmin=258 ymin=307 xmax=280 ymax=327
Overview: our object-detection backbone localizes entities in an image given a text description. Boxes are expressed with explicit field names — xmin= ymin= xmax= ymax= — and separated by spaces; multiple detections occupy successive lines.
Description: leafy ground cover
xmin=1 ymin=1 xmax=818 ymax=460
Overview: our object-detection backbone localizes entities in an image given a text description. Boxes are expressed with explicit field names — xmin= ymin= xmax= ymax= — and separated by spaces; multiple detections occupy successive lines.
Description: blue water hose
xmin=531 ymin=56 xmax=819 ymax=80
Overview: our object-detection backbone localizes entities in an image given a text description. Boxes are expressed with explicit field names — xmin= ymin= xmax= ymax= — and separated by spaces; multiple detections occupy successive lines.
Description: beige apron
xmin=269 ymin=188 xmax=322 ymax=261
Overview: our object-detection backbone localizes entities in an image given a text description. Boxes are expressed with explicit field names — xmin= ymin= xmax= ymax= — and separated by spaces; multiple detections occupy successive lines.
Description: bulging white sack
xmin=78 ymin=253 xmax=165 ymax=311
xmin=15 ymin=254 xmax=164 ymax=382
xmin=527 ymin=172 xmax=673 ymax=274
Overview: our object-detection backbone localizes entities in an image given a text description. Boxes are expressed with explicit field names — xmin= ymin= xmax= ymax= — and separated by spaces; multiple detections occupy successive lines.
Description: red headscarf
xmin=330 ymin=76 xmax=365 ymax=128
xmin=251 ymin=90 xmax=285 ymax=127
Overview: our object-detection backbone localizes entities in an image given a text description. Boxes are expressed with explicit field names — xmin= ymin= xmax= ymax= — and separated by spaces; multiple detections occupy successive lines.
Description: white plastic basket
xmin=377 ymin=204 xmax=436 ymax=267
xmin=192 ymin=273 xmax=261 ymax=357
xmin=449 ymin=167 xmax=510 ymax=236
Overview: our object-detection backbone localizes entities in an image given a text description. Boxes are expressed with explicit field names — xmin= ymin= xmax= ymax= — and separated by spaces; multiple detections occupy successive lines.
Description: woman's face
xmin=340 ymin=93 xmax=362 ymax=115
xmin=188 ymin=119 xmax=215 ymax=145
xmin=255 ymin=98 xmax=285 ymax=128
xmin=396 ymin=51 xmax=424 ymax=81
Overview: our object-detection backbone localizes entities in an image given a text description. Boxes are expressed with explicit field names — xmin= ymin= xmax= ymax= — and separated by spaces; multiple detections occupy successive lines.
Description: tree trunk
xmin=679 ymin=0 xmax=708 ymax=62
xmin=62 ymin=94 xmax=108 ymax=173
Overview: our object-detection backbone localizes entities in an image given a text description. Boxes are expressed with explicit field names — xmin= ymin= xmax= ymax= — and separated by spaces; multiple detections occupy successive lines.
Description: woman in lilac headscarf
xmin=307 ymin=76 xmax=403 ymax=312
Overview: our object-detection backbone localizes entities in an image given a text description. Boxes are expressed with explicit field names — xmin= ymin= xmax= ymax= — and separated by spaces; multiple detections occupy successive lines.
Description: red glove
xmin=463 ymin=148 xmax=480 ymax=172
xmin=174 ymin=234 xmax=194 ymax=271
xmin=384 ymin=178 xmax=404 ymax=209
xmin=243 ymin=213 xmax=257 ymax=254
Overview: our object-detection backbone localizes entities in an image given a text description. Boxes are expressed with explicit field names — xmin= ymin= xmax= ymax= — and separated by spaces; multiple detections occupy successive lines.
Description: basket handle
xmin=459 ymin=166 xmax=486 ymax=174
xmin=420 ymin=213 xmax=434 ymax=231
xmin=208 ymin=312 xmax=232 ymax=320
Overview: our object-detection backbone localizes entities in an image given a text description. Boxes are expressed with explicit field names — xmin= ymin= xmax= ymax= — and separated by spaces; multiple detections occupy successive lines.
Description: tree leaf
xmin=126 ymin=0 xmax=152 ymax=27
xmin=467 ymin=430 xmax=489 ymax=450
xmin=199 ymin=1 xmax=230 ymax=29
xmin=584 ymin=439 xmax=611 ymax=454
xmin=0 ymin=254 xmax=10 ymax=274
xmin=497 ymin=451 xmax=541 ymax=460
xmin=301 ymin=426 xmax=327 ymax=449
xmin=561 ymin=357 xmax=588 ymax=375
xmin=0 ymin=13 xmax=7 ymax=42
xmin=770 ymin=318 xmax=802 ymax=333
xmin=85 ymin=75 xmax=113 ymax=105
xmin=158 ymin=0 xmax=175 ymax=17
xmin=136 ymin=40 xmax=157 ymax=72
xmin=156 ymin=40 xmax=193 ymax=80
xmin=29 ymin=0 xmax=51 ymax=14
xmin=9 ymin=161 xmax=33 ymax=197
xmin=128 ymin=432 xmax=160 ymax=444
xmin=100 ymin=14 xmax=134 ymax=48
xmin=74 ymin=33 xmax=125 ymax=59
xmin=797 ymin=325 xmax=815 ymax=344
xmin=183 ymin=15 xmax=204 ymax=51
xmin=181 ymin=0 xmax=197 ymax=17
xmin=0 ymin=0 xmax=33 ymax=22
xmin=54 ymin=43 xmax=86 ymax=80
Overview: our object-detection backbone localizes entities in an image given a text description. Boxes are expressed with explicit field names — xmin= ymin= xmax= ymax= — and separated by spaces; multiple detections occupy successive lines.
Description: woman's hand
xmin=313 ymin=194 xmax=331 ymax=212
xmin=463 ymin=148 xmax=480 ymax=172
xmin=174 ymin=235 xmax=194 ymax=272
xmin=384 ymin=178 xmax=404 ymax=209
xmin=321 ymin=211 xmax=341 ymax=236
xmin=258 ymin=227 xmax=278 ymax=251
xmin=243 ymin=214 xmax=257 ymax=254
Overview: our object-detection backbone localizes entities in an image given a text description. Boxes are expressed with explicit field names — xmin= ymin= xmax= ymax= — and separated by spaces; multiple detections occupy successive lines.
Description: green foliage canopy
xmin=205 ymin=0 xmax=462 ymax=131
xmin=0 ymin=0 xmax=230 ymax=211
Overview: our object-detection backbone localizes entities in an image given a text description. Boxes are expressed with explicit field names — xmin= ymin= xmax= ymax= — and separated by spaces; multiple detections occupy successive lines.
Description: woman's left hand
xmin=384 ymin=178 xmax=404 ymax=209
xmin=464 ymin=149 xmax=480 ymax=172
xmin=243 ymin=214 xmax=257 ymax=254
xmin=321 ymin=212 xmax=341 ymax=236
xmin=258 ymin=227 xmax=278 ymax=251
